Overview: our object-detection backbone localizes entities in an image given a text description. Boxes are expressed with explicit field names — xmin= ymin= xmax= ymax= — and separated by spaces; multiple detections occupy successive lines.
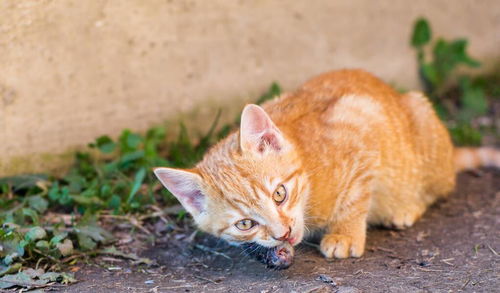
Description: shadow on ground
xmin=66 ymin=170 xmax=499 ymax=293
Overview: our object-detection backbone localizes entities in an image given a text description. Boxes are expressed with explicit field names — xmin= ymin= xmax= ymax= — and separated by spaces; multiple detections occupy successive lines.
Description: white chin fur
xmin=256 ymin=239 xmax=282 ymax=248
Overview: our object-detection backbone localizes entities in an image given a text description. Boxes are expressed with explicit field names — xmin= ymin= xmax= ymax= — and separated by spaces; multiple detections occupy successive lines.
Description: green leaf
xmin=126 ymin=133 xmax=142 ymax=149
xmin=459 ymin=77 xmax=488 ymax=120
xmin=0 ymin=271 xmax=46 ymax=289
xmin=23 ymin=268 xmax=44 ymax=279
xmin=0 ymin=263 xmax=21 ymax=277
xmin=71 ymin=195 xmax=105 ymax=206
xmin=35 ymin=240 xmax=50 ymax=251
xmin=421 ymin=63 xmax=439 ymax=88
xmin=0 ymin=229 xmax=24 ymax=261
xmin=100 ymin=184 xmax=111 ymax=198
xmin=119 ymin=150 xmax=145 ymax=166
xmin=411 ymin=18 xmax=432 ymax=48
xmin=102 ymin=161 xmax=119 ymax=174
xmin=21 ymin=208 xmax=39 ymax=225
xmin=119 ymin=129 xmax=143 ymax=152
xmin=95 ymin=135 xmax=116 ymax=153
xmin=27 ymin=196 xmax=48 ymax=213
xmin=19 ymin=239 xmax=29 ymax=249
xmin=107 ymin=194 xmax=121 ymax=211
xmin=59 ymin=187 xmax=72 ymax=205
xmin=0 ymin=271 xmax=76 ymax=289
xmin=449 ymin=123 xmax=482 ymax=146
xmin=49 ymin=232 xmax=68 ymax=245
xmin=449 ymin=39 xmax=480 ymax=68
xmin=0 ymin=174 xmax=48 ymax=191
xmin=48 ymin=182 xmax=72 ymax=205
xmin=430 ymin=38 xmax=481 ymax=90
xmin=76 ymin=232 xmax=96 ymax=251
xmin=144 ymin=127 xmax=166 ymax=159
xmin=75 ymin=223 xmax=112 ymax=251
xmin=176 ymin=209 xmax=187 ymax=221
xmin=127 ymin=168 xmax=146 ymax=204
xmin=25 ymin=227 xmax=47 ymax=242
xmin=48 ymin=182 xmax=60 ymax=201
xmin=56 ymin=239 xmax=74 ymax=256
xmin=64 ymin=174 xmax=86 ymax=193
xmin=3 ymin=253 xmax=20 ymax=266
xmin=39 ymin=272 xmax=76 ymax=284
xmin=74 ymin=152 xmax=96 ymax=177
xmin=146 ymin=126 xmax=166 ymax=142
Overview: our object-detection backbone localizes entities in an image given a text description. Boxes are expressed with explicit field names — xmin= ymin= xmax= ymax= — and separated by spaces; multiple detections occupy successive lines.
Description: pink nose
xmin=273 ymin=227 xmax=291 ymax=241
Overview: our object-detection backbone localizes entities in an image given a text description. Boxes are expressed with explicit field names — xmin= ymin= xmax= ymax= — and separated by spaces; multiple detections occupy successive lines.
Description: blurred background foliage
xmin=411 ymin=18 xmax=499 ymax=145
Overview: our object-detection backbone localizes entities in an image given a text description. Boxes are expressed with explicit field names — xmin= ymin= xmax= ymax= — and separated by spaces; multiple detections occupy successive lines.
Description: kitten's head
xmin=154 ymin=104 xmax=309 ymax=248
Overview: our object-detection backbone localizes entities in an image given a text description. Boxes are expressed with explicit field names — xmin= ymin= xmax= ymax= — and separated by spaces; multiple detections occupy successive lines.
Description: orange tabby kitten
xmin=154 ymin=69 xmax=499 ymax=264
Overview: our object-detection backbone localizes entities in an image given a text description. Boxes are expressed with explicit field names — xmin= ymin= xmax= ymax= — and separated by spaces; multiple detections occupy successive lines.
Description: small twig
xmin=35 ymin=257 xmax=46 ymax=270
xmin=99 ymin=214 xmax=130 ymax=220
xmin=32 ymin=248 xmax=60 ymax=264
xmin=461 ymin=279 xmax=471 ymax=290
xmin=61 ymin=253 xmax=87 ymax=263
xmin=139 ymin=211 xmax=166 ymax=221
xmin=416 ymin=267 xmax=444 ymax=272
xmin=129 ymin=217 xmax=151 ymax=235
xmin=187 ymin=259 xmax=209 ymax=269
xmin=100 ymin=214 xmax=151 ymax=235
xmin=186 ymin=230 xmax=198 ymax=243
xmin=486 ymin=244 xmax=499 ymax=256
xmin=375 ymin=246 xmax=396 ymax=254
xmin=193 ymin=244 xmax=232 ymax=261
xmin=194 ymin=275 xmax=219 ymax=284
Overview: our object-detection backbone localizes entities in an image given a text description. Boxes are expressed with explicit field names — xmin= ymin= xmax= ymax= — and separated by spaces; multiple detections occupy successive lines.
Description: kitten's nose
xmin=273 ymin=227 xmax=292 ymax=241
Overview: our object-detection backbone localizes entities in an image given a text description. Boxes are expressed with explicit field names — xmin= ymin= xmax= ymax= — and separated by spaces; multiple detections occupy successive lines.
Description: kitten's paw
xmin=320 ymin=234 xmax=364 ymax=259
xmin=390 ymin=211 xmax=421 ymax=230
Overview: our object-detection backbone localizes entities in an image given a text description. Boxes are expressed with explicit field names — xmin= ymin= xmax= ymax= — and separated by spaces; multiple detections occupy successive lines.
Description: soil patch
xmin=64 ymin=170 xmax=499 ymax=293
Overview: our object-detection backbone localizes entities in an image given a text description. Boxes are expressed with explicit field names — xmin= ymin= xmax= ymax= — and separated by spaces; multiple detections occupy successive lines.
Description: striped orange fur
xmin=154 ymin=69 xmax=500 ymax=259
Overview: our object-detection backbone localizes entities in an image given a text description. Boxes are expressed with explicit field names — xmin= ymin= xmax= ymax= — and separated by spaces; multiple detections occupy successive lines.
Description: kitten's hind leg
xmin=388 ymin=204 xmax=426 ymax=230
xmin=369 ymin=186 xmax=428 ymax=230
xmin=320 ymin=191 xmax=370 ymax=259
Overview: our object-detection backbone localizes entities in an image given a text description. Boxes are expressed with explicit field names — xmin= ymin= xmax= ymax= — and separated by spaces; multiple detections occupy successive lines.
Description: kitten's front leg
xmin=320 ymin=191 xmax=370 ymax=259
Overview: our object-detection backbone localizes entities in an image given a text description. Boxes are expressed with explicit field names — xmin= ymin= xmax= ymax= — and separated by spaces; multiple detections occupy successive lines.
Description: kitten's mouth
xmin=241 ymin=242 xmax=294 ymax=270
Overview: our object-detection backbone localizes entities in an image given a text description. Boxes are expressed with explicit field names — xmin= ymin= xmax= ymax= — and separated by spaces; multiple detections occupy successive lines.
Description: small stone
xmin=316 ymin=274 xmax=336 ymax=286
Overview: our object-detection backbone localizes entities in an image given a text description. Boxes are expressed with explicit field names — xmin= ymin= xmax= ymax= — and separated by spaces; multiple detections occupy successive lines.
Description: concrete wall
xmin=1 ymin=0 xmax=499 ymax=175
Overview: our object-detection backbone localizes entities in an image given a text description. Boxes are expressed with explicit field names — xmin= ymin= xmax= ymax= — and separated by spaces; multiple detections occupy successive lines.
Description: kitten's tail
xmin=454 ymin=147 xmax=500 ymax=172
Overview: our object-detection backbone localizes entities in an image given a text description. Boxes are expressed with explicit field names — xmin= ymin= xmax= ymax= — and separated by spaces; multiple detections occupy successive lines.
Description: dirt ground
xmin=61 ymin=169 xmax=499 ymax=293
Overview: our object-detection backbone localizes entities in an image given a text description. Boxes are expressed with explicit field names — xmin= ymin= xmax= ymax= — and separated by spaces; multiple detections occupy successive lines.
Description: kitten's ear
xmin=240 ymin=104 xmax=285 ymax=153
xmin=153 ymin=167 xmax=205 ymax=216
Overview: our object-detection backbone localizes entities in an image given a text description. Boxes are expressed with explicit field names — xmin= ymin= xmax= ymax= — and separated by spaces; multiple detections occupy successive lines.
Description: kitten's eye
xmin=273 ymin=184 xmax=287 ymax=204
xmin=235 ymin=219 xmax=257 ymax=231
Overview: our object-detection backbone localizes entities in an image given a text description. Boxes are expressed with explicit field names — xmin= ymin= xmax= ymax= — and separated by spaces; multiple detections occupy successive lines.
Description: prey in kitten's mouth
xmin=241 ymin=242 xmax=294 ymax=270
